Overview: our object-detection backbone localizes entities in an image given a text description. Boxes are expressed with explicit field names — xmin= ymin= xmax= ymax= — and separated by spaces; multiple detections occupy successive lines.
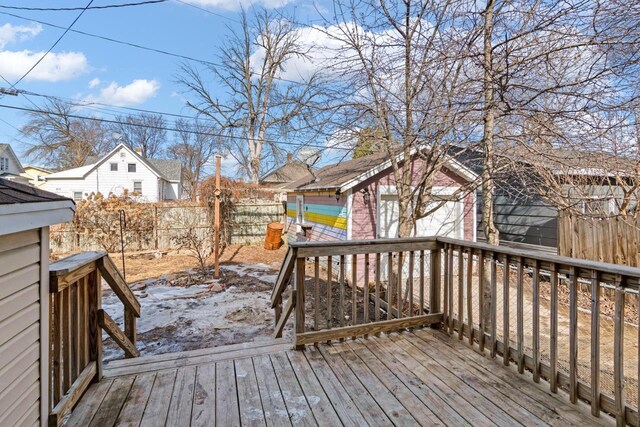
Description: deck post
xmin=295 ymin=257 xmax=306 ymax=350
xmin=429 ymin=244 xmax=442 ymax=329
xmin=87 ymin=268 xmax=103 ymax=381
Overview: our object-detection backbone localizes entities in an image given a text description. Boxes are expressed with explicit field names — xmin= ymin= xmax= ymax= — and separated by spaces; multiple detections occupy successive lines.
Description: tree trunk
xmin=481 ymin=0 xmax=498 ymax=338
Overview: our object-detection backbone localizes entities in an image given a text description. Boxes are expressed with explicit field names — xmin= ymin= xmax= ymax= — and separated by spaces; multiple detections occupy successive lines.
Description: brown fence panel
xmin=558 ymin=213 xmax=640 ymax=267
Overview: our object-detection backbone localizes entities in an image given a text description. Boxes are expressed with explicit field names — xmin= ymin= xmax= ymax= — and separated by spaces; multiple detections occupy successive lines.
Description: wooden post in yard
xmin=214 ymin=154 xmax=221 ymax=278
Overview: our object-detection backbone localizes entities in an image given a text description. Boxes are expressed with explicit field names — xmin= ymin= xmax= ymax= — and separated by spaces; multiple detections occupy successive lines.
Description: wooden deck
xmin=65 ymin=328 xmax=610 ymax=427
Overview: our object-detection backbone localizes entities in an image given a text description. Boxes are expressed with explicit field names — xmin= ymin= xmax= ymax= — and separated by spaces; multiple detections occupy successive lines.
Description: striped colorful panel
xmin=286 ymin=202 xmax=347 ymax=230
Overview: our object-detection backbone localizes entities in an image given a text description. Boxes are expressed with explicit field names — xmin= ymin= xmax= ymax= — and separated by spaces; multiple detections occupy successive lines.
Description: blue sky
xmin=0 ymin=0 xmax=331 ymax=176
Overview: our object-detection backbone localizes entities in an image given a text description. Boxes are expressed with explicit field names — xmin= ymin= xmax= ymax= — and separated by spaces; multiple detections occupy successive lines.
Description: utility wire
xmin=0 ymin=11 xmax=317 ymax=88
xmin=10 ymin=0 xmax=95 ymax=88
xmin=0 ymin=102 xmax=351 ymax=151
xmin=172 ymin=0 xmax=240 ymax=24
xmin=0 ymin=0 xmax=166 ymax=12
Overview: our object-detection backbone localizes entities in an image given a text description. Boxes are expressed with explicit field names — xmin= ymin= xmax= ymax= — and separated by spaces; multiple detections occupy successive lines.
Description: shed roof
xmin=290 ymin=148 xmax=477 ymax=192
xmin=0 ymin=178 xmax=71 ymax=204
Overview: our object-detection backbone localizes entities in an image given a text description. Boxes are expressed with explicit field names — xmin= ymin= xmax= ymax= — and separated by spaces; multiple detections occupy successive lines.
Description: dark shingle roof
xmin=0 ymin=178 xmax=72 ymax=205
xmin=260 ymin=161 xmax=313 ymax=185
xmin=149 ymin=159 xmax=182 ymax=181
xmin=291 ymin=151 xmax=390 ymax=191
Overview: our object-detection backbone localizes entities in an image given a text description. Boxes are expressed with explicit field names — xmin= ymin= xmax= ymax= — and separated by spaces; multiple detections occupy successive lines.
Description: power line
xmin=172 ymin=0 xmax=240 ymax=24
xmin=0 ymin=102 xmax=350 ymax=151
xmin=11 ymin=0 xmax=95 ymax=88
xmin=0 ymin=11 xmax=318 ymax=88
xmin=0 ymin=0 xmax=166 ymax=12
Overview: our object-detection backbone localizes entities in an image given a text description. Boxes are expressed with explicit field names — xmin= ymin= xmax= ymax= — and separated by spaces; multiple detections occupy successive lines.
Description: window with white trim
xmin=133 ymin=181 xmax=142 ymax=194
xmin=110 ymin=162 xmax=118 ymax=171
xmin=73 ymin=191 xmax=83 ymax=201
xmin=0 ymin=157 xmax=8 ymax=171
xmin=128 ymin=163 xmax=136 ymax=173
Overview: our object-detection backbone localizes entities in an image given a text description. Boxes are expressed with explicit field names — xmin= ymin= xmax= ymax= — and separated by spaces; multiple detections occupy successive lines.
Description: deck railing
xmin=273 ymin=236 xmax=640 ymax=426
xmin=48 ymin=251 xmax=140 ymax=427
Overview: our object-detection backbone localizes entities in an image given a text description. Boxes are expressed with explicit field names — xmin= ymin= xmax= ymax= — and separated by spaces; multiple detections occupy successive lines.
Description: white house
xmin=44 ymin=144 xmax=183 ymax=202
xmin=0 ymin=143 xmax=29 ymax=185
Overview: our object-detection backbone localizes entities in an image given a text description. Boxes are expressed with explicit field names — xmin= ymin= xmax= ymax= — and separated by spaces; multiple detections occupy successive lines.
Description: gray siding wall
xmin=476 ymin=191 xmax=558 ymax=248
xmin=0 ymin=230 xmax=42 ymax=426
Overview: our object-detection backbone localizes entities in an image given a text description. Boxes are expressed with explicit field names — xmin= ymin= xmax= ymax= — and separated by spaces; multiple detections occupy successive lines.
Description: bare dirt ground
xmin=101 ymin=245 xmax=288 ymax=363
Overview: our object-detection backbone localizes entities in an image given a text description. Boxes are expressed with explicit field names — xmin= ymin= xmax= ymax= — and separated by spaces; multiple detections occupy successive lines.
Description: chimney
xmin=135 ymin=146 xmax=143 ymax=155
xmin=287 ymin=152 xmax=293 ymax=162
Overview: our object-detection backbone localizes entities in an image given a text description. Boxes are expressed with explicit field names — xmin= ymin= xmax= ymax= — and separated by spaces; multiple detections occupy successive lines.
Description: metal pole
xmin=214 ymin=155 xmax=221 ymax=278
xmin=118 ymin=209 xmax=127 ymax=281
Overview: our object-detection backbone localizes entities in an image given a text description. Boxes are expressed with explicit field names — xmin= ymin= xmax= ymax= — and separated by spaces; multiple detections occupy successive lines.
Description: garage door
xmin=379 ymin=194 xmax=463 ymax=239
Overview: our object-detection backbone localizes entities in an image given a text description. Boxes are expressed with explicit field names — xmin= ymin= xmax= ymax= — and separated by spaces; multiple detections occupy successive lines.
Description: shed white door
xmin=379 ymin=194 xmax=463 ymax=239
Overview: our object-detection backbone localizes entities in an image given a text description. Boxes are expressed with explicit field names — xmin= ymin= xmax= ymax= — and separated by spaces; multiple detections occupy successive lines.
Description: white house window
xmin=133 ymin=181 xmax=142 ymax=194
xmin=73 ymin=191 xmax=83 ymax=201
xmin=110 ymin=162 xmax=118 ymax=171
xmin=128 ymin=163 xmax=136 ymax=173
xmin=0 ymin=157 xmax=8 ymax=171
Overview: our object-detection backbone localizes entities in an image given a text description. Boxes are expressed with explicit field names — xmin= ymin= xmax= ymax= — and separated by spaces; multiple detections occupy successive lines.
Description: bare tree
xmin=179 ymin=8 xmax=324 ymax=183
xmin=21 ymin=99 xmax=113 ymax=170
xmin=113 ymin=113 xmax=166 ymax=158
xmin=167 ymin=119 xmax=220 ymax=201
xmin=323 ymin=0 xmax=480 ymax=237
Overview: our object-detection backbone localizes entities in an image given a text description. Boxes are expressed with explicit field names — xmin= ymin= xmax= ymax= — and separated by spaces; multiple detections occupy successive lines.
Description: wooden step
xmin=103 ymin=338 xmax=291 ymax=378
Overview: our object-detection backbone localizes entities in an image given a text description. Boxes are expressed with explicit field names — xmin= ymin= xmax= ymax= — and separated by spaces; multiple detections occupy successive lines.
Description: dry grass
xmin=107 ymin=244 xmax=288 ymax=283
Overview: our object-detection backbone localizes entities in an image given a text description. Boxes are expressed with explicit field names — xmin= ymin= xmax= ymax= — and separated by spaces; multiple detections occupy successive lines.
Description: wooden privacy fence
xmin=274 ymin=236 xmax=640 ymax=426
xmin=50 ymin=202 xmax=285 ymax=253
xmin=48 ymin=252 xmax=140 ymax=427
xmin=558 ymin=213 xmax=640 ymax=267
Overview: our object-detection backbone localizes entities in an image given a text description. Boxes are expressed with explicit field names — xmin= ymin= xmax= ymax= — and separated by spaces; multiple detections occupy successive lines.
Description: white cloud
xmin=88 ymin=77 xmax=101 ymax=88
xmin=0 ymin=23 xmax=42 ymax=49
xmin=179 ymin=0 xmax=291 ymax=11
xmin=0 ymin=50 xmax=88 ymax=82
xmin=87 ymin=79 xmax=159 ymax=106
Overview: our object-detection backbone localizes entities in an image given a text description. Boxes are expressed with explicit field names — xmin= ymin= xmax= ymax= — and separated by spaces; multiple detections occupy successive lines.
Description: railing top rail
xmin=288 ymin=236 xmax=438 ymax=249
xmin=50 ymin=251 xmax=106 ymax=277
xmin=436 ymin=236 xmax=640 ymax=282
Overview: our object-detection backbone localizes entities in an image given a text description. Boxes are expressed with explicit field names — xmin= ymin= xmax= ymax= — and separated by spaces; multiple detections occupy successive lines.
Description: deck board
xmin=67 ymin=330 xmax=612 ymax=427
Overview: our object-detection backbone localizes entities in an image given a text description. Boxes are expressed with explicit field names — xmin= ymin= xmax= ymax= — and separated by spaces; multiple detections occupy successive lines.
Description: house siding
xmin=0 ymin=229 xmax=42 ymax=427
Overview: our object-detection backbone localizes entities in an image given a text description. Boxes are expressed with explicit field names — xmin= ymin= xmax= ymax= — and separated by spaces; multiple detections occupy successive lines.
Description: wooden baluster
xmin=467 ymin=249 xmax=474 ymax=345
xmin=532 ymin=259 xmax=540 ymax=383
xmin=340 ymin=255 xmax=346 ymax=328
xmin=62 ymin=287 xmax=71 ymax=392
xmin=352 ymin=254 xmax=357 ymax=326
xmin=550 ymin=263 xmax=558 ymax=392
xmin=448 ymin=246 xmax=454 ymax=335
xmin=458 ymin=247 xmax=464 ymax=340
xmin=429 ymin=247 xmax=441 ymax=320
xmin=478 ymin=250 xmax=486 ymax=352
xmin=387 ymin=252 xmax=393 ymax=321
xmin=295 ymin=257 xmax=306 ymax=350
xmin=591 ymin=270 xmax=601 ymax=416
xmin=364 ymin=253 xmax=370 ymax=324
xmin=569 ymin=267 xmax=578 ymax=404
xmin=408 ymin=251 xmax=414 ymax=317
xmin=419 ymin=250 xmax=425 ymax=316
xmin=124 ymin=308 xmax=137 ymax=358
xmin=52 ymin=291 xmax=62 ymax=405
xmin=517 ymin=257 xmax=524 ymax=374
xmin=503 ymin=254 xmax=510 ymax=366
xmin=614 ymin=280 xmax=625 ymax=426
xmin=327 ymin=256 xmax=332 ymax=330
xmin=314 ymin=257 xmax=320 ymax=331
xmin=490 ymin=254 xmax=497 ymax=359
xmin=81 ymin=277 xmax=89 ymax=369
xmin=87 ymin=268 xmax=102 ymax=382
xmin=375 ymin=253 xmax=381 ymax=322
xmin=637 ymin=290 xmax=640 ymax=427
xmin=72 ymin=281 xmax=80 ymax=381
xmin=443 ymin=245 xmax=449 ymax=330
xmin=397 ymin=251 xmax=403 ymax=319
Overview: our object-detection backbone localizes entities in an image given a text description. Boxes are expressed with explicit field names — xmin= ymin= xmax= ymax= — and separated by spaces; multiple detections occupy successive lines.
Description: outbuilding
xmin=0 ymin=178 xmax=75 ymax=426
xmin=286 ymin=148 xmax=478 ymax=244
